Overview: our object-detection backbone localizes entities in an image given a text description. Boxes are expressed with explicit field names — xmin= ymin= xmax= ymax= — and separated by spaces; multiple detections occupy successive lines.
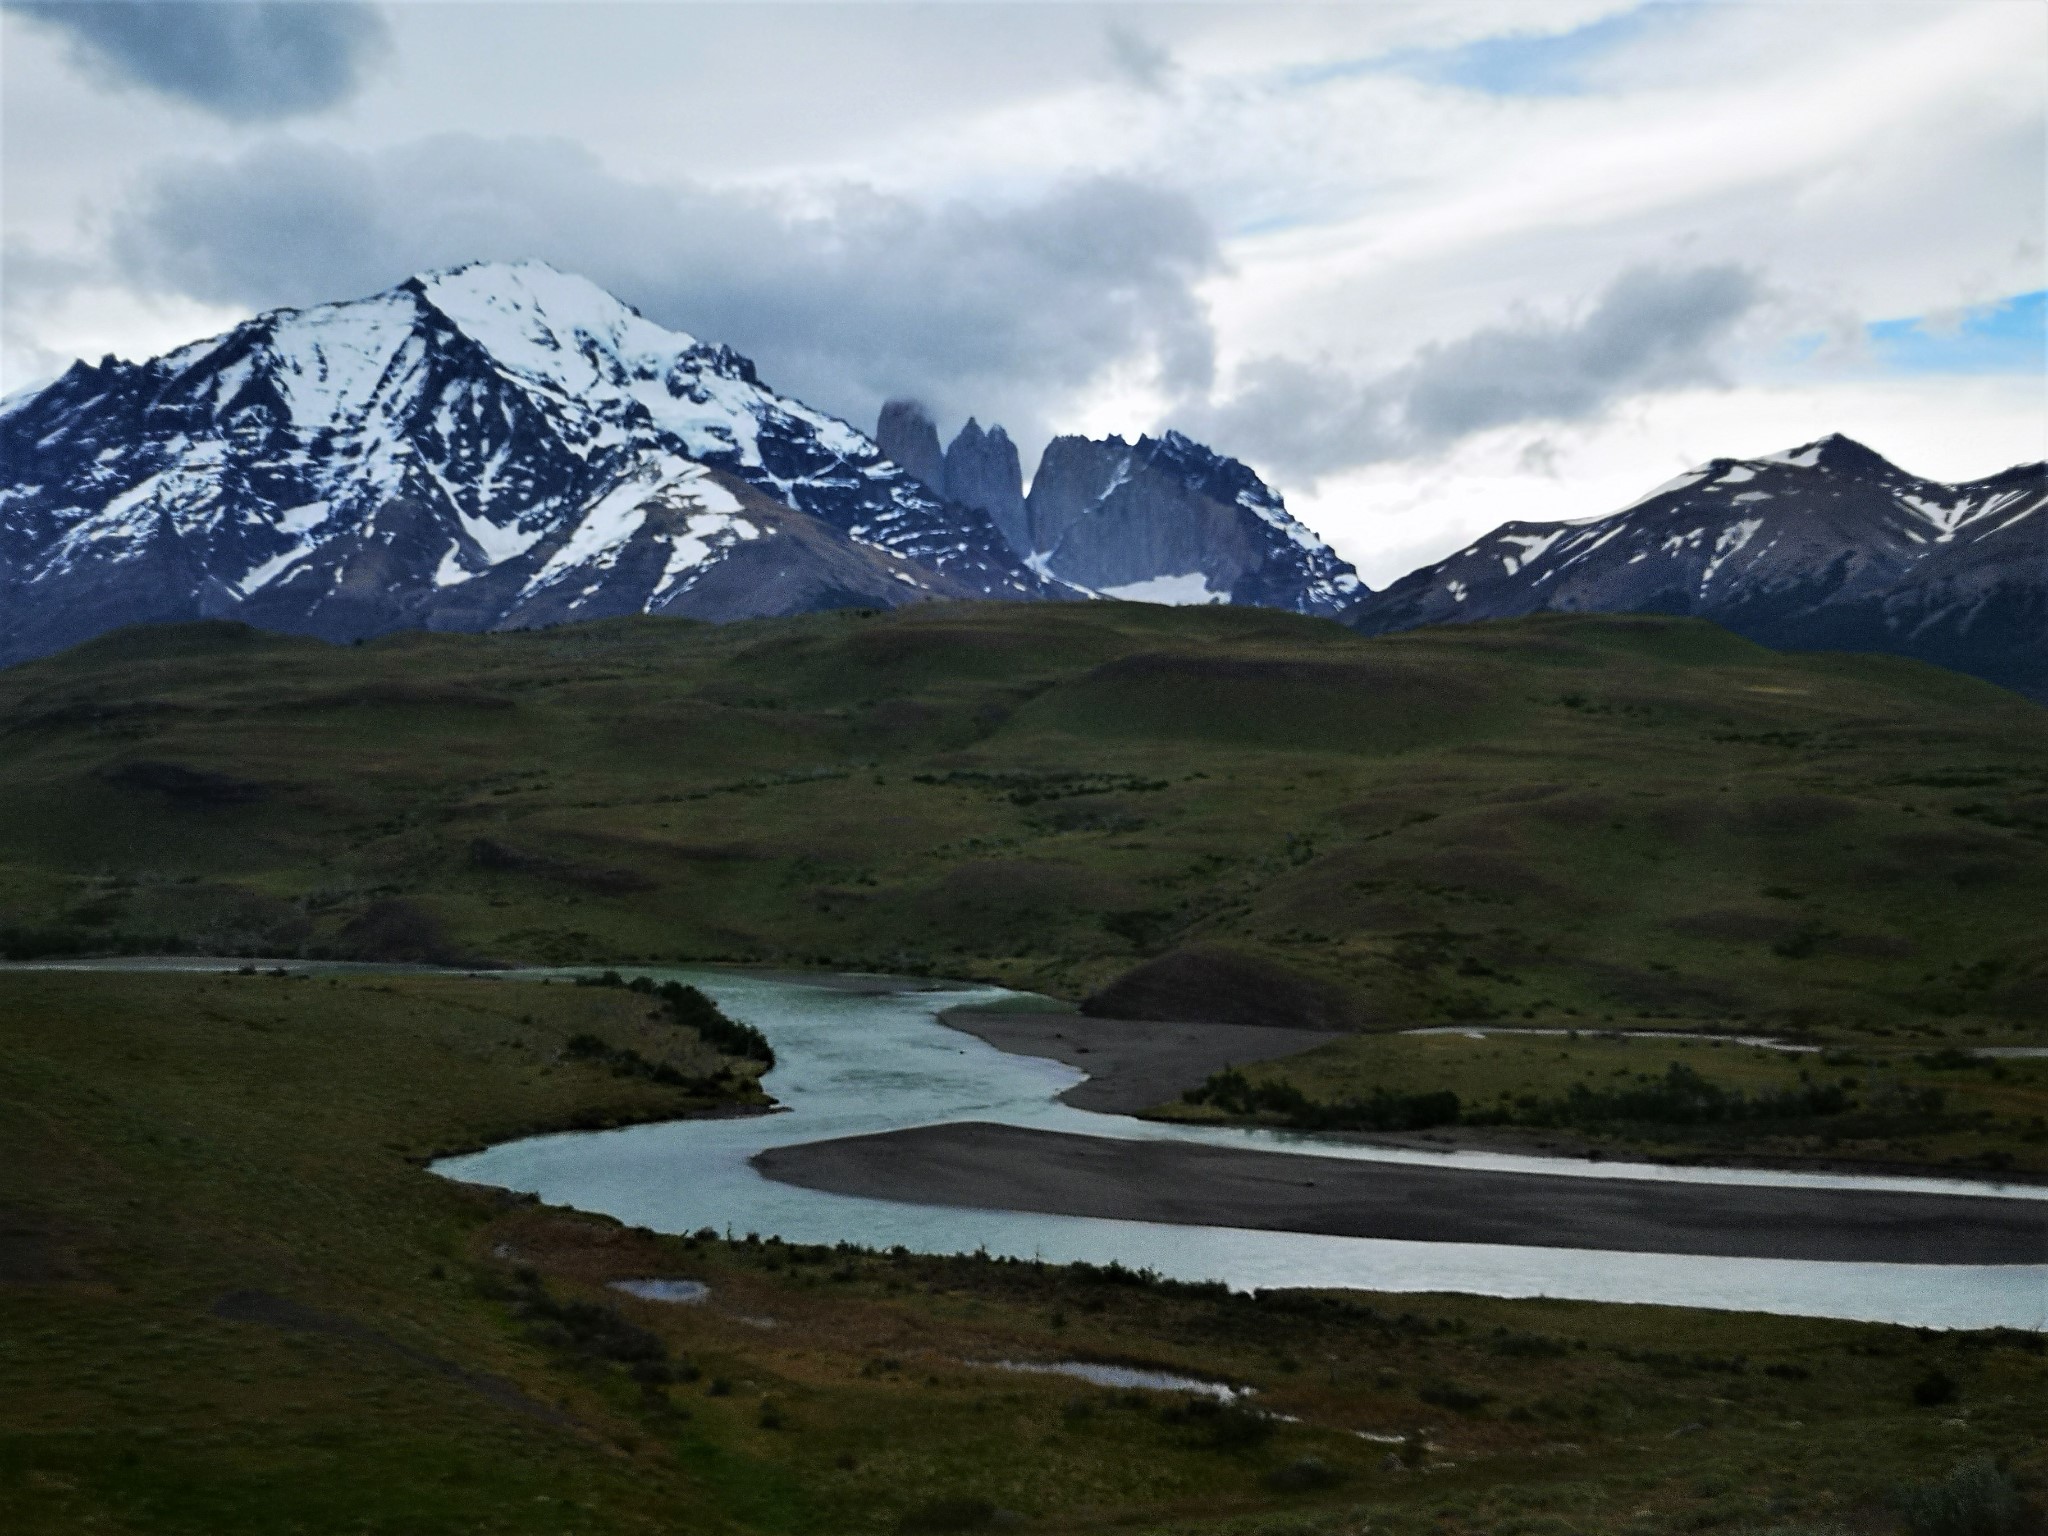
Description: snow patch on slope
xmin=263 ymin=295 xmax=425 ymax=429
xmin=654 ymin=511 xmax=763 ymax=596
xmin=1760 ymin=444 xmax=1825 ymax=469
xmin=1499 ymin=530 xmax=1565 ymax=574
xmin=1701 ymin=518 xmax=1765 ymax=586
xmin=1619 ymin=468 xmax=1710 ymax=510
xmin=526 ymin=474 xmax=659 ymax=590
xmin=1100 ymin=571 xmax=1228 ymax=606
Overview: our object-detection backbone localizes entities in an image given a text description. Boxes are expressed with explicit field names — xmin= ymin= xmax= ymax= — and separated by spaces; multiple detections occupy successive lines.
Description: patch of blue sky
xmin=1286 ymin=2 xmax=1694 ymax=98
xmin=1865 ymin=291 xmax=2045 ymax=376
xmin=1230 ymin=213 xmax=1309 ymax=239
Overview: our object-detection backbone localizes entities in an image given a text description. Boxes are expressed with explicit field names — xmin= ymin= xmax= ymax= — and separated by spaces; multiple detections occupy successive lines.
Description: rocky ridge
xmin=1344 ymin=435 xmax=2046 ymax=700
xmin=1018 ymin=430 xmax=1365 ymax=615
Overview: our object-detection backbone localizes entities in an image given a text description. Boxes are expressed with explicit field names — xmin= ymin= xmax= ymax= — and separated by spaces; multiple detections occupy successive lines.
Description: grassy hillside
xmin=1 ymin=603 xmax=2042 ymax=1055
xmin=1153 ymin=1027 xmax=2048 ymax=1176
xmin=3 ymin=969 xmax=2041 ymax=1535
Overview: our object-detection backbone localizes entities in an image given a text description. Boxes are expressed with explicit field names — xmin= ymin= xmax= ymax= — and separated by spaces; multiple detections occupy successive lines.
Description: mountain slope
xmin=1021 ymin=430 xmax=1363 ymax=615
xmin=0 ymin=261 xmax=1054 ymax=665
xmin=1344 ymin=435 xmax=2046 ymax=699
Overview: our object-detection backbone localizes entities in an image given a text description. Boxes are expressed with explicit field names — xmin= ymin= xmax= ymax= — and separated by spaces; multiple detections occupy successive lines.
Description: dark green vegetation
xmin=4 ymin=969 xmax=2041 ymax=1535
xmin=3 ymin=604 xmax=2044 ymax=1041
xmin=1165 ymin=1033 xmax=2048 ymax=1174
xmin=2 ymin=601 xmax=2042 ymax=1167
xmin=576 ymin=970 xmax=777 ymax=1067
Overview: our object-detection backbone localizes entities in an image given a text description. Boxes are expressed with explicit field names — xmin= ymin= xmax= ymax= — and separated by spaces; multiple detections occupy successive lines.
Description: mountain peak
xmin=404 ymin=261 xmax=701 ymax=388
xmin=1021 ymin=427 xmax=1362 ymax=613
xmin=0 ymin=258 xmax=1069 ymax=666
xmin=876 ymin=399 xmax=945 ymax=491
xmin=1755 ymin=433 xmax=1898 ymax=476
xmin=1344 ymin=434 xmax=2045 ymax=700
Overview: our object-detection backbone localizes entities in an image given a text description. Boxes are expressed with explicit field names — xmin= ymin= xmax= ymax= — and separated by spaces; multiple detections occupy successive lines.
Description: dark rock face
xmin=875 ymin=398 xmax=946 ymax=493
xmin=1020 ymin=431 xmax=1363 ymax=615
xmin=1344 ymin=435 xmax=2048 ymax=701
xmin=942 ymin=418 xmax=1028 ymax=555
xmin=1082 ymin=945 xmax=1366 ymax=1030
xmin=0 ymin=261 xmax=1056 ymax=668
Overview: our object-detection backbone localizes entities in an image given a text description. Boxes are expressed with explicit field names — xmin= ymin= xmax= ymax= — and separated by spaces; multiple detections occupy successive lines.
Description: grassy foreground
xmin=2 ymin=969 xmax=2042 ymax=1536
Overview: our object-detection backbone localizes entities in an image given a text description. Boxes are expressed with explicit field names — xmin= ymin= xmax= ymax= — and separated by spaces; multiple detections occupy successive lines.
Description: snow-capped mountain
xmin=1344 ymin=435 xmax=2047 ymax=700
xmin=1018 ymin=430 xmax=1363 ymax=615
xmin=0 ymin=260 xmax=1058 ymax=666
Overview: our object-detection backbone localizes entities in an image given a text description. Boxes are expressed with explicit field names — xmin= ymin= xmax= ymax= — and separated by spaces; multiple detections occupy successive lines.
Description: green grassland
xmin=1151 ymin=1029 xmax=2048 ymax=1175
xmin=0 ymin=604 xmax=2042 ymax=1063
xmin=3 ymin=969 xmax=2041 ymax=1535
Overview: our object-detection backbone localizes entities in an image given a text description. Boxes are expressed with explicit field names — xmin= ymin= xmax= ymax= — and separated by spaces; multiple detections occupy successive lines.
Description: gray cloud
xmin=108 ymin=135 xmax=1219 ymax=455
xmin=1182 ymin=263 xmax=1761 ymax=482
xmin=1106 ymin=24 xmax=1175 ymax=93
xmin=7 ymin=1 xmax=390 ymax=121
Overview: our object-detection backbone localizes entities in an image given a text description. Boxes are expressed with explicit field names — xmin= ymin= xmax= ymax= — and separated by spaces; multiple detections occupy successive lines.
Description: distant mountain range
xmin=876 ymin=400 xmax=1361 ymax=614
xmin=0 ymin=260 xmax=1357 ymax=667
xmin=0 ymin=259 xmax=2039 ymax=699
xmin=1345 ymin=434 xmax=2045 ymax=701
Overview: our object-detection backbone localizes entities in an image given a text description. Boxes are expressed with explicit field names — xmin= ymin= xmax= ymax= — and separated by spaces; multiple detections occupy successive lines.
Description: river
xmin=427 ymin=967 xmax=2048 ymax=1332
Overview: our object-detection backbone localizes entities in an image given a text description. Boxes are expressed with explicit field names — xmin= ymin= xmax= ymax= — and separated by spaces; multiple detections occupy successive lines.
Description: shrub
xmin=657 ymin=980 xmax=775 ymax=1066
xmin=512 ymin=1280 xmax=666 ymax=1365
xmin=1488 ymin=1329 xmax=1570 ymax=1358
xmin=1156 ymin=1397 xmax=1275 ymax=1450
xmin=573 ymin=972 xmax=774 ymax=1064
xmin=897 ymin=1496 xmax=997 ymax=1534
xmin=560 ymin=1029 xmax=739 ymax=1094
xmin=1266 ymin=1456 xmax=1344 ymax=1492
xmin=1419 ymin=1379 xmax=1493 ymax=1413
xmin=1894 ymin=1455 xmax=2027 ymax=1535
xmin=1184 ymin=1068 xmax=1459 ymax=1132
xmin=1911 ymin=1368 xmax=1959 ymax=1407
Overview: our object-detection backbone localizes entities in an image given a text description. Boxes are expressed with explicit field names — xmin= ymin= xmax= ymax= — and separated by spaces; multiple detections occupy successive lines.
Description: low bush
xmin=1418 ymin=1379 xmax=1493 ymax=1413
xmin=561 ymin=1030 xmax=737 ymax=1093
xmin=1911 ymin=1368 xmax=1959 ymax=1407
xmin=1156 ymin=1397 xmax=1275 ymax=1450
xmin=511 ymin=1277 xmax=666 ymax=1366
xmin=1184 ymin=1067 xmax=1459 ymax=1132
xmin=1184 ymin=1058 xmax=1972 ymax=1142
xmin=897 ymin=1496 xmax=997 ymax=1533
xmin=1266 ymin=1456 xmax=1344 ymax=1492
xmin=577 ymin=971 xmax=776 ymax=1066
xmin=1894 ymin=1455 xmax=2028 ymax=1535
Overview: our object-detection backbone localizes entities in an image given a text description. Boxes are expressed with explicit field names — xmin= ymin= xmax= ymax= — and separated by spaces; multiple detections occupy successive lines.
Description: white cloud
xmin=1180 ymin=263 xmax=1762 ymax=482
xmin=103 ymin=136 xmax=1220 ymax=458
xmin=3 ymin=0 xmax=2041 ymax=585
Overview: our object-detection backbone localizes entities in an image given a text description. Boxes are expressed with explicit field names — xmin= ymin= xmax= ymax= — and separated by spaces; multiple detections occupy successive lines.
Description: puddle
xmin=984 ymin=1359 xmax=1247 ymax=1401
xmin=608 ymin=1278 xmax=709 ymax=1304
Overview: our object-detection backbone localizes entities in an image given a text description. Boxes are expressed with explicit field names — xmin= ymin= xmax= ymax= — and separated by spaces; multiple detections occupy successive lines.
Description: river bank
xmin=754 ymin=1121 xmax=2047 ymax=1265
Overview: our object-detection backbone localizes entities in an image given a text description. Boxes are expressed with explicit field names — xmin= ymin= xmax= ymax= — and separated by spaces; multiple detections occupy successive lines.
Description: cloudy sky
xmin=4 ymin=0 xmax=2042 ymax=584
